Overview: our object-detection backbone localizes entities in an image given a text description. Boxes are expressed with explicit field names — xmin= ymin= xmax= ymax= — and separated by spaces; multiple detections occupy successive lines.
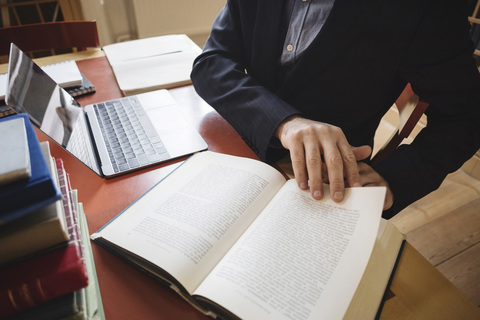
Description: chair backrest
xmin=370 ymin=84 xmax=429 ymax=166
xmin=0 ymin=21 xmax=99 ymax=56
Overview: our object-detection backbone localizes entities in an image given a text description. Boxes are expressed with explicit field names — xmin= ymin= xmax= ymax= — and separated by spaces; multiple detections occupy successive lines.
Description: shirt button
xmin=286 ymin=44 xmax=294 ymax=52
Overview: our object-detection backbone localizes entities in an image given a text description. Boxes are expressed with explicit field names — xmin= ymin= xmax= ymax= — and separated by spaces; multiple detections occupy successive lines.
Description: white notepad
xmin=1 ymin=60 xmax=83 ymax=100
xmin=0 ymin=73 xmax=6 ymax=100
xmin=42 ymin=60 xmax=83 ymax=88
xmin=103 ymin=34 xmax=202 ymax=96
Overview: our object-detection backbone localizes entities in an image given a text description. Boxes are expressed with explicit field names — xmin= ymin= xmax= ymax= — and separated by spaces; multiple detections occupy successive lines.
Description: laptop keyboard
xmin=94 ymin=97 xmax=170 ymax=173
xmin=68 ymin=116 xmax=93 ymax=168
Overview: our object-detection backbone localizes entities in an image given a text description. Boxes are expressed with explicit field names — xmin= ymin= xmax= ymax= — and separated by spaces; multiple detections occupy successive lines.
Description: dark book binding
xmin=67 ymin=73 xmax=96 ymax=98
xmin=0 ymin=113 xmax=61 ymax=226
xmin=0 ymin=113 xmax=61 ymax=225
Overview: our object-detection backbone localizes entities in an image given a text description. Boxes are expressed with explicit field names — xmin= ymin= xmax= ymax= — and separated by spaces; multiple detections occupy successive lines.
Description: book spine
xmin=57 ymin=159 xmax=86 ymax=266
xmin=68 ymin=75 xmax=96 ymax=97
xmin=0 ymin=159 xmax=88 ymax=319
xmin=0 ymin=246 xmax=88 ymax=318
xmin=56 ymin=158 xmax=88 ymax=282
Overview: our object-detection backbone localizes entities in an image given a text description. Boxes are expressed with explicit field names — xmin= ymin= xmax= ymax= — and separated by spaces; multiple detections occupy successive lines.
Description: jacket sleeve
xmin=190 ymin=0 xmax=298 ymax=162
xmin=375 ymin=0 xmax=480 ymax=218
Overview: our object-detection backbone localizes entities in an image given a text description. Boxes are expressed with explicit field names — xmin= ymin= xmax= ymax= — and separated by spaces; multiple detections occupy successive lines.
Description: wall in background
xmin=78 ymin=0 xmax=225 ymax=48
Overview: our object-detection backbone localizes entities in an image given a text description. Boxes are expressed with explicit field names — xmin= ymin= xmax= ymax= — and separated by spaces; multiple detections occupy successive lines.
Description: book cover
xmin=0 ymin=234 xmax=88 ymax=318
xmin=0 ymin=113 xmax=61 ymax=225
xmin=0 ymin=159 xmax=88 ymax=319
xmin=0 ymin=142 xmax=69 ymax=264
xmin=0 ymin=116 xmax=31 ymax=186
xmin=5 ymin=291 xmax=84 ymax=320
xmin=343 ymin=219 xmax=406 ymax=319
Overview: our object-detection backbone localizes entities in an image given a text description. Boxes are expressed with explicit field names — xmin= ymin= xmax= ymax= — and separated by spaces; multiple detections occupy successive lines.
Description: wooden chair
xmin=0 ymin=20 xmax=99 ymax=57
xmin=370 ymin=84 xmax=428 ymax=166
xmin=469 ymin=0 xmax=480 ymax=61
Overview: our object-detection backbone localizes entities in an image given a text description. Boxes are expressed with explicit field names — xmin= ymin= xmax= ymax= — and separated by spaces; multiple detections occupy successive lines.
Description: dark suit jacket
xmin=191 ymin=0 xmax=480 ymax=217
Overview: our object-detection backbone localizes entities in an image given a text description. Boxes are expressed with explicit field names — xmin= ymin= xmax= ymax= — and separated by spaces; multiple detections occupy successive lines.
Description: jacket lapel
xmin=249 ymin=0 xmax=287 ymax=91
xmin=276 ymin=0 xmax=355 ymax=98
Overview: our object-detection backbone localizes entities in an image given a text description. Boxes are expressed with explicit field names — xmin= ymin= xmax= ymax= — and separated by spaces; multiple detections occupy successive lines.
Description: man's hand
xmin=276 ymin=115 xmax=371 ymax=202
xmin=357 ymin=162 xmax=394 ymax=210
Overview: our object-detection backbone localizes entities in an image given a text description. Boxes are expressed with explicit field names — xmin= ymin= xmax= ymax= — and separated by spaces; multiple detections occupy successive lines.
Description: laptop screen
xmin=5 ymin=43 xmax=100 ymax=175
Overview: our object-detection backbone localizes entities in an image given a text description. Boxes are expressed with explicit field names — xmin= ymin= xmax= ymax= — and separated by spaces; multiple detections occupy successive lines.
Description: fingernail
xmin=300 ymin=182 xmax=308 ymax=190
xmin=353 ymin=182 xmax=361 ymax=188
xmin=334 ymin=192 xmax=344 ymax=201
xmin=313 ymin=190 xmax=322 ymax=198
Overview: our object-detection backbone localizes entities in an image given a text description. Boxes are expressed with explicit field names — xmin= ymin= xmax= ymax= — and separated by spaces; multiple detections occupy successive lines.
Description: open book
xmin=92 ymin=151 xmax=402 ymax=320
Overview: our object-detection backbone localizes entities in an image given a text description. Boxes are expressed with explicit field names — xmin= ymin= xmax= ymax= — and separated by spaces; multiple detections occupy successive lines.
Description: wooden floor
xmin=390 ymin=168 xmax=480 ymax=308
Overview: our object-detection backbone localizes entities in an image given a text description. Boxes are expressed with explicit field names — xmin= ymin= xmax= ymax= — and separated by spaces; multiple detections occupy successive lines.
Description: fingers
xmin=322 ymin=137 xmax=348 ymax=201
xmin=288 ymin=131 xmax=325 ymax=200
xmin=352 ymin=145 xmax=372 ymax=162
xmin=289 ymin=142 xmax=310 ymax=191
xmin=341 ymin=144 xmax=372 ymax=189
xmin=357 ymin=163 xmax=394 ymax=210
xmin=337 ymin=141 xmax=363 ymax=189
xmin=313 ymin=125 xmax=368 ymax=202
xmin=304 ymin=138 xmax=324 ymax=200
xmin=278 ymin=117 xmax=365 ymax=202
xmin=288 ymin=124 xmax=343 ymax=201
xmin=286 ymin=126 xmax=392 ymax=210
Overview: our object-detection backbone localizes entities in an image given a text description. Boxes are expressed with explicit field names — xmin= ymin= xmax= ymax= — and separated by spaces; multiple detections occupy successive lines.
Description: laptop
xmin=5 ymin=43 xmax=207 ymax=178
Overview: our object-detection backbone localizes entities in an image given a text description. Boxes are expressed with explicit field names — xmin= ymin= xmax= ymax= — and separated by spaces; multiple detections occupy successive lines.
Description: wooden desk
xmin=34 ymin=54 xmax=257 ymax=320
xmin=3 ymin=53 xmax=480 ymax=319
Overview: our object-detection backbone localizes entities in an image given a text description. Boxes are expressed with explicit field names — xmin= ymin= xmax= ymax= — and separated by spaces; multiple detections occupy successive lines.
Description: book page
xmin=92 ymin=152 xmax=286 ymax=293
xmin=195 ymin=180 xmax=385 ymax=320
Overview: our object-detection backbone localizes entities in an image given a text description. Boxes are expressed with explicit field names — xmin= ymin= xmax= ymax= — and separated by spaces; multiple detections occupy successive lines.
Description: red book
xmin=0 ymin=159 xmax=88 ymax=318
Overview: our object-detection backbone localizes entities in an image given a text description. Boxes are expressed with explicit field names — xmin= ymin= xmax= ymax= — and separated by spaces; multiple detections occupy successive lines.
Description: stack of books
xmin=0 ymin=113 xmax=104 ymax=320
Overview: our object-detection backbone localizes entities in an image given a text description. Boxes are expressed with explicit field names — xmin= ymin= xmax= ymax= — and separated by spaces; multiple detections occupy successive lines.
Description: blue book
xmin=0 ymin=113 xmax=61 ymax=225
